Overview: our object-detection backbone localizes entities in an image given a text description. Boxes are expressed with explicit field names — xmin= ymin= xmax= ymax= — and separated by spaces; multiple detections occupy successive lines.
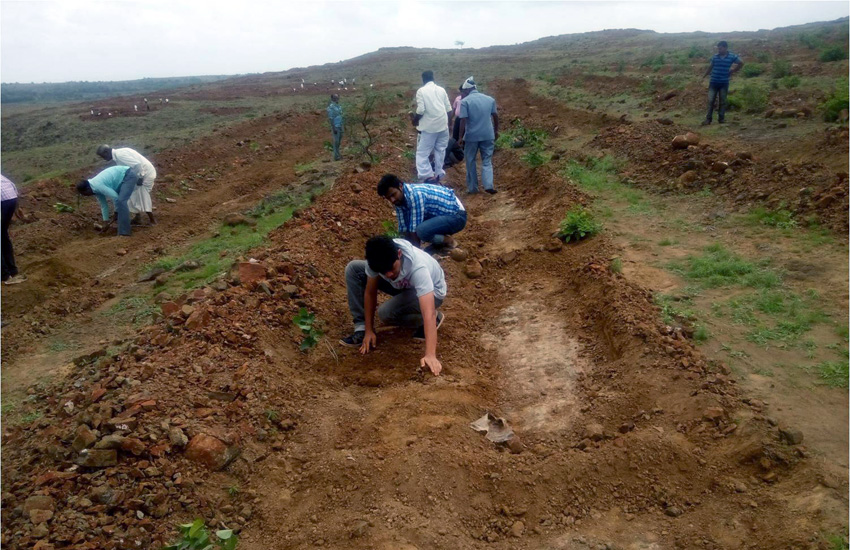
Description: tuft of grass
xmin=693 ymin=324 xmax=710 ymax=343
xmin=771 ymin=59 xmax=792 ymax=79
xmin=668 ymin=243 xmax=781 ymax=289
xmin=745 ymin=206 xmax=796 ymax=229
xmin=658 ymin=238 xmax=677 ymax=246
xmin=742 ymin=64 xmax=765 ymax=78
xmin=779 ymin=75 xmax=801 ymax=88
xmin=727 ymin=84 xmax=769 ymax=113
xmin=557 ymin=205 xmax=602 ymax=242
xmin=106 ymin=296 xmax=160 ymax=326
xmin=610 ymin=257 xmax=623 ymax=274
xmin=655 ymin=293 xmax=698 ymax=327
xmin=813 ymin=359 xmax=849 ymax=388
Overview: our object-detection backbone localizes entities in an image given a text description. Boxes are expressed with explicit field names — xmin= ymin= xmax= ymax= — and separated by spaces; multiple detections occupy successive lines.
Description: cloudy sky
xmin=1 ymin=1 xmax=847 ymax=83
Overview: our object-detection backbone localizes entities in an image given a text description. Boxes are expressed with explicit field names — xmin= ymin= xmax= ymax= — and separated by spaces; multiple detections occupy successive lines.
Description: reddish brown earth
xmin=1 ymin=79 xmax=846 ymax=549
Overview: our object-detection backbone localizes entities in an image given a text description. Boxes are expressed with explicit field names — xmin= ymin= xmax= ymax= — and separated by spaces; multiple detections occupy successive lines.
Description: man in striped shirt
xmin=702 ymin=41 xmax=744 ymax=125
xmin=377 ymin=174 xmax=467 ymax=249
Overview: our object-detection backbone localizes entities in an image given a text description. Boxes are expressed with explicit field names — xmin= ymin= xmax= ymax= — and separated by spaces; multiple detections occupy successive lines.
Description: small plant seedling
xmin=227 ymin=486 xmax=239 ymax=498
xmin=264 ymin=409 xmax=280 ymax=423
xmin=557 ymin=206 xmax=602 ymax=242
xmin=610 ymin=257 xmax=623 ymax=274
xmin=164 ymin=518 xmax=237 ymax=550
xmin=53 ymin=202 xmax=74 ymax=213
xmin=381 ymin=219 xmax=400 ymax=238
xmin=292 ymin=308 xmax=323 ymax=351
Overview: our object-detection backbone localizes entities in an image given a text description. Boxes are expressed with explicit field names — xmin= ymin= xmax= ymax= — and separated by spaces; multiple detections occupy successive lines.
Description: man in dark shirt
xmin=702 ymin=41 xmax=744 ymax=125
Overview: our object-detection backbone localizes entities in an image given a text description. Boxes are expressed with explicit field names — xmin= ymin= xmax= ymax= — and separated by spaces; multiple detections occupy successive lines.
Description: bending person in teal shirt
xmin=76 ymin=165 xmax=142 ymax=236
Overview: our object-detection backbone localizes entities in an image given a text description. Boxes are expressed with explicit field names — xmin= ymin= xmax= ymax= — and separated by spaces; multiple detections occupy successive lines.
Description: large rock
xmin=185 ymin=434 xmax=239 ymax=470
xmin=449 ymin=248 xmax=469 ymax=262
xmin=76 ymin=449 xmax=118 ymax=468
xmin=238 ymin=262 xmax=267 ymax=285
xmin=684 ymin=132 xmax=700 ymax=145
xmin=672 ymin=135 xmax=690 ymax=150
xmin=71 ymin=425 xmax=97 ymax=452
xmin=584 ymin=423 xmax=605 ymax=442
xmin=464 ymin=260 xmax=483 ymax=279
xmin=23 ymin=495 xmax=55 ymax=514
xmin=679 ymin=170 xmax=698 ymax=184
xmin=779 ymin=427 xmax=804 ymax=445
xmin=185 ymin=307 xmax=211 ymax=330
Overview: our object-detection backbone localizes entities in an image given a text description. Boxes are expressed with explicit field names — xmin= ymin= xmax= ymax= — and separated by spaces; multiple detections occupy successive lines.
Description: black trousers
xmin=2 ymin=198 xmax=18 ymax=280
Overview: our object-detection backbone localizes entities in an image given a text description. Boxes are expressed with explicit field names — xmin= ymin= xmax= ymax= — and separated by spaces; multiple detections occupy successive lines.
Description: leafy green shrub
xmin=557 ymin=206 xmax=602 ymax=243
xmin=771 ymin=59 xmax=792 ymax=79
xmin=819 ymin=46 xmax=848 ymax=62
xmin=53 ymin=202 xmax=74 ymax=213
xmin=640 ymin=54 xmax=666 ymax=70
xmin=780 ymin=75 xmax=801 ymax=88
xmin=742 ymin=64 xmax=765 ymax=78
xmin=798 ymin=32 xmax=823 ymax=50
xmin=293 ymin=308 xmax=323 ymax=351
xmin=495 ymin=121 xmax=547 ymax=150
xmin=165 ymin=519 xmax=237 ymax=550
xmin=381 ymin=219 xmax=400 ymax=238
xmin=731 ymin=84 xmax=769 ymax=113
xmin=521 ymin=149 xmax=548 ymax=168
xmin=822 ymin=79 xmax=849 ymax=122
xmin=755 ymin=52 xmax=771 ymax=63
xmin=687 ymin=44 xmax=707 ymax=59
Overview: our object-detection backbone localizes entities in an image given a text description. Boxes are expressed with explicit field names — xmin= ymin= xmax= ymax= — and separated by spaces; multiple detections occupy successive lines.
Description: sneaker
xmin=700 ymin=120 xmax=711 ymax=126
xmin=3 ymin=275 xmax=26 ymax=285
xmin=423 ymin=176 xmax=440 ymax=184
xmin=485 ymin=188 xmax=498 ymax=195
xmin=718 ymin=119 xmax=726 ymax=124
xmin=413 ymin=312 xmax=445 ymax=341
xmin=339 ymin=331 xmax=365 ymax=347
xmin=441 ymin=235 xmax=457 ymax=249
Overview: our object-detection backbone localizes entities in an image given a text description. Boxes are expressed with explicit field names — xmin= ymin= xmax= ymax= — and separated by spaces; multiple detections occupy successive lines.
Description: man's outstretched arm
xmin=360 ymin=276 xmax=379 ymax=354
xmin=418 ymin=291 xmax=442 ymax=375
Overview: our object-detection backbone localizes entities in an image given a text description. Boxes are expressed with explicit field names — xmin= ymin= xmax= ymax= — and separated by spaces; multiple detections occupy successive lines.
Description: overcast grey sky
xmin=1 ymin=1 xmax=847 ymax=83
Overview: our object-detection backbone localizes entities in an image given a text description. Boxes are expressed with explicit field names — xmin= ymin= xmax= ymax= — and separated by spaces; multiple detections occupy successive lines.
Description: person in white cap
xmin=96 ymin=145 xmax=158 ymax=225
xmin=412 ymin=70 xmax=452 ymax=183
xmin=458 ymin=77 xmax=499 ymax=194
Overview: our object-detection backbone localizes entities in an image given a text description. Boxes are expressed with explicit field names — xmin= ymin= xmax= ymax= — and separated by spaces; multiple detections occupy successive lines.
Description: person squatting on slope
xmin=701 ymin=40 xmax=744 ymax=125
xmin=340 ymin=235 xmax=447 ymax=376
xmin=76 ymin=165 xmax=143 ymax=236
xmin=412 ymin=70 xmax=453 ymax=183
xmin=96 ymin=145 xmax=157 ymax=225
xmin=327 ymin=94 xmax=344 ymax=161
xmin=458 ymin=76 xmax=499 ymax=194
xmin=1 ymin=175 xmax=27 ymax=285
xmin=377 ymin=174 xmax=467 ymax=251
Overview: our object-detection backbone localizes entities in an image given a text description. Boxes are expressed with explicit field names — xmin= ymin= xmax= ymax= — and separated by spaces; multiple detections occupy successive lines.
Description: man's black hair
xmin=717 ymin=40 xmax=728 ymax=48
xmin=422 ymin=70 xmax=434 ymax=83
xmin=76 ymin=179 xmax=92 ymax=195
xmin=365 ymin=235 xmax=399 ymax=274
xmin=377 ymin=174 xmax=402 ymax=197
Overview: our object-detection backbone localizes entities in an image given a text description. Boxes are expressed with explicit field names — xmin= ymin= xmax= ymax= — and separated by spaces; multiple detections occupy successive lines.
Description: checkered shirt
xmin=1 ymin=176 xmax=18 ymax=201
xmin=396 ymin=183 xmax=463 ymax=233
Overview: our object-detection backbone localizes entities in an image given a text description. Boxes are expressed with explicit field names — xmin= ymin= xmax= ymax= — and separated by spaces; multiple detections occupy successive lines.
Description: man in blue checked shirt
xmin=327 ymin=94 xmax=343 ymax=161
xmin=76 ymin=165 xmax=142 ymax=236
xmin=702 ymin=41 xmax=744 ymax=125
xmin=377 ymin=174 xmax=467 ymax=250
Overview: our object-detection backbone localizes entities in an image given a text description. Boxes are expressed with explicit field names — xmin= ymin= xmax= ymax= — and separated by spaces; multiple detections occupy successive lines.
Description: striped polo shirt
xmin=710 ymin=53 xmax=741 ymax=85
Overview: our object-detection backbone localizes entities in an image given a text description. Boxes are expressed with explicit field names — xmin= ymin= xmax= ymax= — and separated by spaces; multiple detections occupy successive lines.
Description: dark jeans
xmin=115 ymin=167 xmax=142 ymax=236
xmin=415 ymin=211 xmax=467 ymax=245
xmin=1 ymin=198 xmax=18 ymax=280
xmin=706 ymin=82 xmax=729 ymax=123
xmin=332 ymin=127 xmax=343 ymax=161
xmin=345 ymin=260 xmax=443 ymax=332
xmin=452 ymin=117 xmax=461 ymax=141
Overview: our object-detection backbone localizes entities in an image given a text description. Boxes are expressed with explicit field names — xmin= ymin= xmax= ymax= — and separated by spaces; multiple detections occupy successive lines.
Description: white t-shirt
xmin=112 ymin=147 xmax=156 ymax=179
xmin=365 ymin=239 xmax=447 ymax=300
xmin=415 ymin=81 xmax=452 ymax=134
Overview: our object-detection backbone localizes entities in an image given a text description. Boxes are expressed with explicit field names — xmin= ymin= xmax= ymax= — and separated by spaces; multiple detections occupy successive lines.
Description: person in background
xmin=340 ymin=235 xmax=447 ymax=376
xmin=412 ymin=70 xmax=452 ymax=183
xmin=451 ymin=84 xmax=464 ymax=141
xmin=458 ymin=76 xmax=499 ymax=194
xmin=327 ymin=94 xmax=344 ymax=161
xmin=76 ymin=165 xmax=141 ymax=236
xmin=701 ymin=40 xmax=744 ymax=125
xmin=96 ymin=145 xmax=157 ymax=225
xmin=1 ymin=175 xmax=26 ymax=285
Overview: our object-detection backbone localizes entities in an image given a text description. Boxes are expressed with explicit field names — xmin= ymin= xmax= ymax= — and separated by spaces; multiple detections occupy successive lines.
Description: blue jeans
xmin=332 ymin=126 xmax=343 ymax=160
xmin=116 ymin=167 xmax=142 ymax=236
xmin=464 ymin=139 xmax=494 ymax=193
xmin=416 ymin=211 xmax=467 ymax=244
xmin=706 ymin=82 xmax=729 ymax=123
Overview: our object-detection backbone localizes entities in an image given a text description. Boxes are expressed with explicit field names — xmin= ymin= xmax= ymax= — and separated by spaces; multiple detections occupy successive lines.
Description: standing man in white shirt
xmin=96 ymin=145 xmax=157 ymax=225
xmin=412 ymin=70 xmax=452 ymax=183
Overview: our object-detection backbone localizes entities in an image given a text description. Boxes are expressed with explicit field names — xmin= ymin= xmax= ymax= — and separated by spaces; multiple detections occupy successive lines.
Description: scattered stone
xmin=185 ymin=308 xmax=211 ymax=330
xmin=584 ymin=423 xmax=605 ymax=441
xmin=449 ymin=248 xmax=468 ymax=262
xmin=71 ymin=425 xmax=97 ymax=452
xmin=665 ymin=506 xmax=684 ymax=517
xmin=169 ymin=427 xmax=189 ymax=448
xmin=120 ymin=437 xmax=147 ymax=456
xmin=703 ymin=407 xmax=725 ymax=422
xmin=510 ymin=520 xmax=525 ymax=537
xmin=684 ymin=132 xmax=700 ymax=146
xmin=223 ymin=213 xmax=256 ymax=227
xmin=545 ymin=239 xmax=563 ymax=252
xmin=23 ymin=496 xmax=55 ymax=514
xmin=91 ymin=485 xmax=116 ymax=505
xmin=710 ymin=161 xmax=729 ymax=173
xmin=76 ymin=449 xmax=118 ymax=468
xmin=154 ymin=272 xmax=171 ymax=287
xmin=29 ymin=509 xmax=53 ymax=524
xmin=507 ymin=436 xmax=524 ymax=454
xmin=165 ymin=197 xmax=177 ymax=203
xmin=116 ymin=249 xmax=128 ymax=256
xmin=349 ymin=520 xmax=369 ymax=539
xmin=95 ymin=434 xmax=127 ymax=449
xmin=678 ymin=171 xmax=698 ymax=184
xmin=175 ymin=260 xmax=201 ymax=272
xmin=238 ymin=262 xmax=267 ymax=285
xmin=31 ymin=523 xmax=50 ymax=538
xmin=500 ymin=250 xmax=518 ymax=264
xmin=779 ymin=427 xmax=804 ymax=446
xmin=464 ymin=260 xmax=483 ymax=279
xmin=185 ymin=434 xmax=240 ymax=470
xmin=657 ymin=118 xmax=674 ymax=125
xmin=618 ymin=422 xmax=635 ymax=434
xmin=281 ymin=284 xmax=299 ymax=298
xmin=672 ymin=135 xmax=690 ymax=150
xmin=137 ymin=268 xmax=166 ymax=283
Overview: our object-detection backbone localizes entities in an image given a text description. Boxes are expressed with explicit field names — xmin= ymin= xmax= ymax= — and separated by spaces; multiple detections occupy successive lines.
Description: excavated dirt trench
xmin=1 ymin=81 xmax=845 ymax=550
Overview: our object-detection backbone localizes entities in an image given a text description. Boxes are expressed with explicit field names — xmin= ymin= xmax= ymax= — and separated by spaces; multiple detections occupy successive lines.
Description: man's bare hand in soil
xmin=421 ymin=355 xmax=442 ymax=376
xmin=359 ymin=331 xmax=377 ymax=354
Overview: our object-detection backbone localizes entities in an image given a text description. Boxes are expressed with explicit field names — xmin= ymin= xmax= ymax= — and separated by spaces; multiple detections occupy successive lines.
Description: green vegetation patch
xmin=822 ymin=79 xmax=849 ymax=122
xmin=557 ymin=205 xmax=602 ymax=242
xmin=668 ymin=243 xmax=781 ymax=289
